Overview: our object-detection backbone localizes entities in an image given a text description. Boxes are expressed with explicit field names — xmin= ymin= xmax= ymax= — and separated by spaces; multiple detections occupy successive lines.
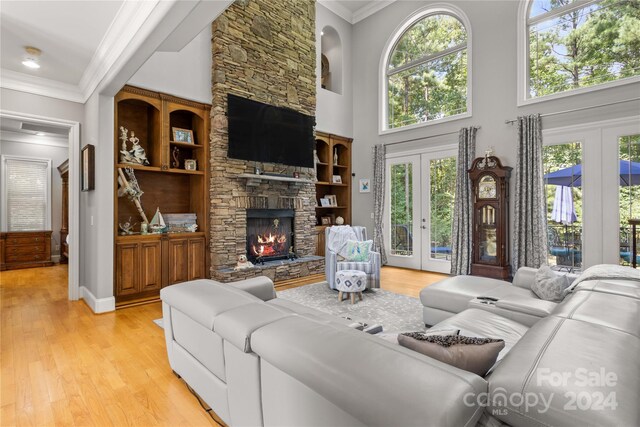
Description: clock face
xmin=478 ymin=175 xmax=497 ymax=199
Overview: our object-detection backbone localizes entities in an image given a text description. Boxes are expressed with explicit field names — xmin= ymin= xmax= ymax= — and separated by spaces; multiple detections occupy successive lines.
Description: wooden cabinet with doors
xmin=115 ymin=233 xmax=206 ymax=302
xmin=113 ymin=86 xmax=210 ymax=304
xmin=314 ymin=132 xmax=352 ymax=255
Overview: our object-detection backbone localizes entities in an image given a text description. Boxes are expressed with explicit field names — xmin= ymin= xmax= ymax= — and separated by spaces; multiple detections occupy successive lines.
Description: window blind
xmin=5 ymin=158 xmax=49 ymax=231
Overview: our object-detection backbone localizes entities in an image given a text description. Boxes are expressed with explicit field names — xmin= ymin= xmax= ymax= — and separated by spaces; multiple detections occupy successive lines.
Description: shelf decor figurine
xmin=118 ymin=218 xmax=136 ymax=235
xmin=234 ymin=254 xmax=254 ymax=271
xmin=172 ymin=146 xmax=180 ymax=168
xmin=119 ymin=126 xmax=150 ymax=166
xmin=149 ymin=208 xmax=167 ymax=233
xmin=334 ymin=148 xmax=338 ymax=165
xmin=117 ymin=167 xmax=149 ymax=224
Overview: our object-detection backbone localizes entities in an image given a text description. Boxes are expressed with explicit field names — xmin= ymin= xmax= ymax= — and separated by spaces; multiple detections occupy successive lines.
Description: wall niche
xmin=321 ymin=25 xmax=342 ymax=94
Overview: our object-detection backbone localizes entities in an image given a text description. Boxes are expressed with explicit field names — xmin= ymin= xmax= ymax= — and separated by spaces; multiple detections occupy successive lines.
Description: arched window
xmin=523 ymin=0 xmax=640 ymax=102
xmin=382 ymin=6 xmax=471 ymax=132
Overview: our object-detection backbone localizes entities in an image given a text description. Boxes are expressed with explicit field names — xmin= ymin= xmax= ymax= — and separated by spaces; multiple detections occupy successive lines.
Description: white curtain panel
xmin=513 ymin=114 xmax=549 ymax=271
xmin=450 ymin=127 xmax=477 ymax=275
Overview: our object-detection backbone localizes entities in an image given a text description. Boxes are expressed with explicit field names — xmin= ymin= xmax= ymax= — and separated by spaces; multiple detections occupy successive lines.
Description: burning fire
xmin=252 ymin=232 xmax=287 ymax=257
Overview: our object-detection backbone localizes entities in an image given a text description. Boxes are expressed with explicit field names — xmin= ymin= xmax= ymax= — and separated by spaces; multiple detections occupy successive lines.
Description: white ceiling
xmin=0 ymin=1 xmax=124 ymax=85
xmin=319 ymin=0 xmax=395 ymax=24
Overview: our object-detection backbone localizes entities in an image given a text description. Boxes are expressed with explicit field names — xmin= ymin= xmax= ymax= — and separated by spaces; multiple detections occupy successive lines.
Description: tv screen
xmin=227 ymin=94 xmax=315 ymax=168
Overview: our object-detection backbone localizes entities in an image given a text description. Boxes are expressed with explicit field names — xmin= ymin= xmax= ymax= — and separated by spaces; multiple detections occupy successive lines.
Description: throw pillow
xmin=398 ymin=334 xmax=505 ymax=377
xmin=343 ymin=240 xmax=373 ymax=262
xmin=533 ymin=265 xmax=570 ymax=302
xmin=378 ymin=329 xmax=459 ymax=346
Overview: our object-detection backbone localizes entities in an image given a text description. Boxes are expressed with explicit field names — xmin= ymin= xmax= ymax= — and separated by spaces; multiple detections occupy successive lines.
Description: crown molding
xmin=0 ymin=1 xmax=160 ymax=104
xmin=318 ymin=0 xmax=354 ymax=23
xmin=78 ymin=1 xmax=160 ymax=102
xmin=318 ymin=0 xmax=396 ymax=24
xmin=352 ymin=0 xmax=396 ymax=24
xmin=0 ymin=130 xmax=69 ymax=147
xmin=0 ymin=69 xmax=84 ymax=103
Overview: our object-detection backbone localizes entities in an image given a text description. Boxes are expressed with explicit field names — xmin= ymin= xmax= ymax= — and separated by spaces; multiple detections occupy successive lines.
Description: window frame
xmin=1 ymin=154 xmax=52 ymax=232
xmin=518 ymin=0 xmax=640 ymax=106
xmin=379 ymin=3 xmax=473 ymax=135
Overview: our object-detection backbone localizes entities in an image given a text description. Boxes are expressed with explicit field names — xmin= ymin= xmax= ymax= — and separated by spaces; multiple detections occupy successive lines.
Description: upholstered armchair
xmin=325 ymin=226 xmax=381 ymax=290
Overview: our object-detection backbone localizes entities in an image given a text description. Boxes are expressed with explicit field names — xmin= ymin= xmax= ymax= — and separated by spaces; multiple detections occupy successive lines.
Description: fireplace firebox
xmin=246 ymin=209 xmax=294 ymax=262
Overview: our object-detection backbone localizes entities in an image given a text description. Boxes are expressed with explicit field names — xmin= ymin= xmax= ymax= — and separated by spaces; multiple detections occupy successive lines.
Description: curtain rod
xmin=505 ymin=97 xmax=640 ymax=125
xmin=383 ymin=126 xmax=481 ymax=147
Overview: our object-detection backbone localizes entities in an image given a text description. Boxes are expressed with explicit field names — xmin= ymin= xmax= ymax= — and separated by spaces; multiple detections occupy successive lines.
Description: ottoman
xmin=335 ymin=270 xmax=367 ymax=304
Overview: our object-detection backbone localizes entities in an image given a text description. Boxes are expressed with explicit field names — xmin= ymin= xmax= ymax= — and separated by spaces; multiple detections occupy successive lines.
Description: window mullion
xmin=527 ymin=0 xmax=599 ymax=26
xmin=388 ymin=43 xmax=466 ymax=77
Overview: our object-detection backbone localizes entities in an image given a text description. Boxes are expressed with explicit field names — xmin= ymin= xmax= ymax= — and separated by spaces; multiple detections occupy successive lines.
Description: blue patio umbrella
xmin=543 ymin=160 xmax=640 ymax=187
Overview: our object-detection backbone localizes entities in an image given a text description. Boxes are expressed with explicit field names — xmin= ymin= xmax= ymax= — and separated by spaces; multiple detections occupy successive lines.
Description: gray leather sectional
xmin=161 ymin=269 xmax=639 ymax=426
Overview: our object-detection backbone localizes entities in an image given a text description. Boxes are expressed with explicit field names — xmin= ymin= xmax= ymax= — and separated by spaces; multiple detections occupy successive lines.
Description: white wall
xmin=0 ymin=88 xmax=84 ymax=122
xmin=316 ymin=3 xmax=353 ymax=138
xmin=350 ymin=0 xmax=640 ymax=235
xmin=127 ymin=25 xmax=212 ymax=103
xmin=80 ymin=92 xmax=114 ymax=301
xmin=0 ymin=139 xmax=68 ymax=257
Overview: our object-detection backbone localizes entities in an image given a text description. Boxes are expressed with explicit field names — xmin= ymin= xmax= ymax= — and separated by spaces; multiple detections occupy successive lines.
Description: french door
xmin=543 ymin=117 xmax=640 ymax=270
xmin=384 ymin=149 xmax=457 ymax=273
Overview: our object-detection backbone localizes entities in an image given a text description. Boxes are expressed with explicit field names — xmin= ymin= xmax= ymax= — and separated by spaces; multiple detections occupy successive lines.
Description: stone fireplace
xmin=246 ymin=209 xmax=294 ymax=262
xmin=208 ymin=0 xmax=322 ymax=283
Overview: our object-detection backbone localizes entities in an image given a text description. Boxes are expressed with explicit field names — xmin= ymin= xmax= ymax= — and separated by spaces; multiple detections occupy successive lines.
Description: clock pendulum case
xmin=468 ymin=155 xmax=512 ymax=280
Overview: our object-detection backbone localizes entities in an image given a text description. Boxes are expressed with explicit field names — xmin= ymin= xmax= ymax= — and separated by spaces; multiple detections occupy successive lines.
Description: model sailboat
xmin=149 ymin=208 xmax=167 ymax=233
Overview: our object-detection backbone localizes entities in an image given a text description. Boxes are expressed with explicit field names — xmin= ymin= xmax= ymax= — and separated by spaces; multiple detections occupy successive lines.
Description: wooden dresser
xmin=0 ymin=231 xmax=54 ymax=271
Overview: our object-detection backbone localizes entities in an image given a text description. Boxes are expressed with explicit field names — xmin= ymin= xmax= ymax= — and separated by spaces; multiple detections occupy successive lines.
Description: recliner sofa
xmin=161 ymin=267 xmax=640 ymax=426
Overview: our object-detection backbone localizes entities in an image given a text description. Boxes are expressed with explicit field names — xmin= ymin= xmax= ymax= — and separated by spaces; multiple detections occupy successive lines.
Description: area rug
xmin=277 ymin=281 xmax=425 ymax=333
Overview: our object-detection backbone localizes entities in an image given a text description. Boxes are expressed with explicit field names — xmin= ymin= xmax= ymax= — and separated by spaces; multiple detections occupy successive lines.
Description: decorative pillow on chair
xmin=343 ymin=240 xmax=373 ymax=262
xmin=533 ymin=265 xmax=570 ymax=302
xmin=398 ymin=333 xmax=505 ymax=376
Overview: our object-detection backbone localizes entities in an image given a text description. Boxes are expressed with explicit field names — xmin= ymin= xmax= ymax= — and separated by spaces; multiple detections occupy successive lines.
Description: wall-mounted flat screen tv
xmin=227 ymin=94 xmax=315 ymax=168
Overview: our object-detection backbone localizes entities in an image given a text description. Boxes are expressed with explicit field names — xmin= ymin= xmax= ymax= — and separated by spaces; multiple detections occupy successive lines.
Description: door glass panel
xmin=543 ymin=142 xmax=583 ymax=271
xmin=429 ymin=157 xmax=456 ymax=260
xmin=390 ymin=163 xmax=413 ymax=256
xmin=618 ymin=134 xmax=640 ymax=269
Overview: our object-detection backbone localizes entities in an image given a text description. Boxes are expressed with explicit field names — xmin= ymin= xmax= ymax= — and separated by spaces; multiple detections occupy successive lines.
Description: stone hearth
xmin=209 ymin=0 xmax=318 ymax=282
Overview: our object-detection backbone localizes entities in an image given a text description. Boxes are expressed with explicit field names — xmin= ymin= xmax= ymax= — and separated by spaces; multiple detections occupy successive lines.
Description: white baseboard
xmin=51 ymin=255 xmax=61 ymax=263
xmin=80 ymin=286 xmax=116 ymax=313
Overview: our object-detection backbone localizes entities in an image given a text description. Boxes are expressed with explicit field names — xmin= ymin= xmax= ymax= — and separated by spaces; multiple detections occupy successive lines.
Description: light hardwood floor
xmin=0 ymin=265 xmax=445 ymax=426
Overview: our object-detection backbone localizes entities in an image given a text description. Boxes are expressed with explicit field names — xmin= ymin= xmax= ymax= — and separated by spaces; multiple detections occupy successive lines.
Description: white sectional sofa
xmin=161 ymin=266 xmax=640 ymax=426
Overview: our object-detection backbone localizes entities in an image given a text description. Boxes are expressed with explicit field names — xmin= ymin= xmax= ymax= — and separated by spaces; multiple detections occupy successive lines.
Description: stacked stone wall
xmin=209 ymin=0 xmax=318 ymax=280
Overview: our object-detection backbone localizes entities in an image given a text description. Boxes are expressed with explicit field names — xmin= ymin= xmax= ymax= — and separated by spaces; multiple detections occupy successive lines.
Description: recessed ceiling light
xmin=22 ymin=46 xmax=41 ymax=69
xmin=35 ymin=132 xmax=46 ymax=136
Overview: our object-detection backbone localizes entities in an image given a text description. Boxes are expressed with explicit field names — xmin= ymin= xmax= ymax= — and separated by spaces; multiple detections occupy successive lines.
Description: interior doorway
xmin=384 ymin=147 xmax=457 ymax=274
xmin=0 ymin=110 xmax=80 ymax=300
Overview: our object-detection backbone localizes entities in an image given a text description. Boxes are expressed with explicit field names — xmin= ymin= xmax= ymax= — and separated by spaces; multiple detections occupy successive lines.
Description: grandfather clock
xmin=469 ymin=155 xmax=512 ymax=280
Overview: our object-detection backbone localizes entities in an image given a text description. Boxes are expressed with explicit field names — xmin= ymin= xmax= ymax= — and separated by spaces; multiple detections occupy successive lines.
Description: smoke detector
xmin=22 ymin=46 xmax=41 ymax=69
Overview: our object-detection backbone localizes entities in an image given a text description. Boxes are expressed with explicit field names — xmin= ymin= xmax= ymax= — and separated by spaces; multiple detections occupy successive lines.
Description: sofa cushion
xmin=488 ymin=316 xmax=640 ymax=427
xmin=161 ymin=279 xmax=261 ymax=330
xmin=336 ymin=261 xmax=375 ymax=274
xmin=267 ymin=298 xmax=355 ymax=328
xmin=532 ymin=265 xmax=570 ymax=301
xmin=398 ymin=333 xmax=505 ymax=376
xmin=429 ymin=309 xmax=529 ymax=357
xmin=552 ymin=289 xmax=640 ymax=337
xmin=420 ymin=276 xmax=509 ymax=314
xmin=251 ymin=315 xmax=488 ymax=427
